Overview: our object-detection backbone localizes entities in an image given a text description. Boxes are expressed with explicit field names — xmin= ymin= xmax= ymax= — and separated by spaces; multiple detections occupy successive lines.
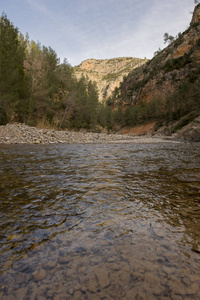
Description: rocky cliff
xmin=73 ymin=57 xmax=148 ymax=102
xmin=109 ymin=4 xmax=200 ymax=140
xmin=113 ymin=4 xmax=200 ymax=108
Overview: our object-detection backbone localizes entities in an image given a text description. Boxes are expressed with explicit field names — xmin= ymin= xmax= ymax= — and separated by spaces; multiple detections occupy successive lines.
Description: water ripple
xmin=0 ymin=142 xmax=200 ymax=298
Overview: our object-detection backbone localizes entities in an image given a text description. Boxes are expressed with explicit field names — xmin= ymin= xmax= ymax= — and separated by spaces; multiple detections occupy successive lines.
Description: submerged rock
xmin=33 ymin=269 xmax=47 ymax=282
xmin=94 ymin=265 xmax=110 ymax=289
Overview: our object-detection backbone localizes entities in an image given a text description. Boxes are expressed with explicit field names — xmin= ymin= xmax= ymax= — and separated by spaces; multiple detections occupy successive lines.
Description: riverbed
xmin=0 ymin=141 xmax=200 ymax=299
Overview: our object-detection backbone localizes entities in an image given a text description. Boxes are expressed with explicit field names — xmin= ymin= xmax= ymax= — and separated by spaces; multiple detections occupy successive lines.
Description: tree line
xmin=0 ymin=13 xmax=114 ymax=130
xmin=1 ymin=12 xmax=199 ymax=133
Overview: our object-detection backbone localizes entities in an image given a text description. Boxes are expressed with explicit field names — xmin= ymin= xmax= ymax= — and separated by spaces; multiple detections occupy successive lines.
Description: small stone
xmin=15 ymin=273 xmax=28 ymax=284
xmin=75 ymin=283 xmax=82 ymax=291
xmin=86 ymin=273 xmax=99 ymax=293
xmin=63 ymin=268 xmax=73 ymax=278
xmin=153 ymin=228 xmax=165 ymax=238
xmin=108 ymin=262 xmax=121 ymax=271
xmin=6 ymin=234 xmax=21 ymax=241
xmin=120 ymin=271 xmax=130 ymax=284
xmin=58 ymin=258 xmax=70 ymax=265
xmin=162 ymin=265 xmax=176 ymax=275
xmin=192 ymin=243 xmax=200 ymax=253
xmin=53 ymin=295 xmax=63 ymax=300
xmin=33 ymin=269 xmax=47 ymax=282
xmin=169 ymin=280 xmax=186 ymax=295
xmin=78 ymin=266 xmax=87 ymax=273
xmin=73 ymin=291 xmax=82 ymax=300
xmin=145 ymin=272 xmax=160 ymax=286
xmin=185 ymin=283 xmax=200 ymax=295
xmin=15 ymin=287 xmax=28 ymax=300
xmin=182 ymin=276 xmax=191 ymax=286
xmin=81 ymin=285 xmax=87 ymax=293
xmin=68 ymin=288 xmax=74 ymax=295
xmin=94 ymin=265 xmax=110 ymax=289
xmin=124 ymin=288 xmax=137 ymax=299
xmin=43 ymin=260 xmax=57 ymax=270
xmin=107 ymin=257 xmax=114 ymax=262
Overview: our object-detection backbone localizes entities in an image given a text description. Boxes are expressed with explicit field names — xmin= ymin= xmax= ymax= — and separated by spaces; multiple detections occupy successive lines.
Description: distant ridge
xmin=73 ymin=57 xmax=148 ymax=102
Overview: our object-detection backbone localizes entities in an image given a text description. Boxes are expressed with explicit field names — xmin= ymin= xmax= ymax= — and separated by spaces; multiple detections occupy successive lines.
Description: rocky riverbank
xmin=0 ymin=123 xmax=122 ymax=144
xmin=0 ymin=123 xmax=136 ymax=144
xmin=0 ymin=123 xmax=181 ymax=144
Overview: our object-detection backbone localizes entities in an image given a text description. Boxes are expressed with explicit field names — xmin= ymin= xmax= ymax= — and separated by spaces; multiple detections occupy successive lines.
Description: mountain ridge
xmin=113 ymin=3 xmax=200 ymax=108
xmin=73 ymin=57 xmax=148 ymax=102
xmin=107 ymin=3 xmax=200 ymax=140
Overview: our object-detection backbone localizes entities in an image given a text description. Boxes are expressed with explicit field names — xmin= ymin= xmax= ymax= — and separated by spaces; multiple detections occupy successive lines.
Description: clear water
xmin=0 ymin=142 xmax=200 ymax=299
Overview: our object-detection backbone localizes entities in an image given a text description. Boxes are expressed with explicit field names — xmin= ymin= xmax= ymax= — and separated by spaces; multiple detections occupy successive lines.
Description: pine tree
xmin=0 ymin=13 xmax=29 ymax=124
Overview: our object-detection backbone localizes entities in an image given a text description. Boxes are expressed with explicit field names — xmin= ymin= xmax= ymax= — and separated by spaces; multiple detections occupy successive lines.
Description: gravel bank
xmin=0 ymin=123 xmax=181 ymax=144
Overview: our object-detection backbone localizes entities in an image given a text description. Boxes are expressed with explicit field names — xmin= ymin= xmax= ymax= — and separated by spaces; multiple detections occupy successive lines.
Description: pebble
xmin=43 ymin=261 xmax=57 ymax=270
xmin=6 ymin=234 xmax=21 ymax=241
xmin=94 ymin=265 xmax=110 ymax=289
xmin=53 ymin=295 xmax=63 ymax=300
xmin=33 ymin=269 xmax=47 ymax=282
xmin=168 ymin=279 xmax=200 ymax=296
xmin=153 ymin=228 xmax=165 ymax=238
xmin=68 ymin=288 xmax=74 ymax=295
xmin=86 ymin=274 xmax=99 ymax=293
xmin=14 ymin=287 xmax=28 ymax=300
xmin=73 ymin=291 xmax=82 ymax=300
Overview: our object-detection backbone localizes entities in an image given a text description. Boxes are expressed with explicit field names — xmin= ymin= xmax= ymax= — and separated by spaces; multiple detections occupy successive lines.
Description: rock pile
xmin=0 ymin=123 xmax=185 ymax=144
xmin=0 ymin=123 xmax=135 ymax=144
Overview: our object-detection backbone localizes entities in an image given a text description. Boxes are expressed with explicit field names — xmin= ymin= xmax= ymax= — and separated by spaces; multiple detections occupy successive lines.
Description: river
xmin=0 ymin=141 xmax=200 ymax=299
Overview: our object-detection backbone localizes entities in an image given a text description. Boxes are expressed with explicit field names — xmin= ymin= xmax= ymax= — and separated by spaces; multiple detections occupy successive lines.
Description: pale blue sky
xmin=1 ymin=0 xmax=196 ymax=66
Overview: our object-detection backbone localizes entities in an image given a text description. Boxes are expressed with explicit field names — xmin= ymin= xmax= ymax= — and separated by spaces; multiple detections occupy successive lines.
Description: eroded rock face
xmin=177 ymin=115 xmax=200 ymax=142
xmin=190 ymin=3 xmax=200 ymax=25
xmin=112 ymin=4 xmax=200 ymax=109
xmin=173 ymin=43 xmax=192 ymax=59
xmin=74 ymin=57 xmax=148 ymax=102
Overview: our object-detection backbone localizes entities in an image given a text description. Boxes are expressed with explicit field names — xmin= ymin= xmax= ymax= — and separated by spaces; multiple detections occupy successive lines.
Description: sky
xmin=0 ymin=0 xmax=196 ymax=66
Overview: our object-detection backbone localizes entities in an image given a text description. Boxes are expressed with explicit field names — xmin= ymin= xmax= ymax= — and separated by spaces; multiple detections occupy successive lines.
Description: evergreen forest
xmin=0 ymin=13 xmax=114 ymax=130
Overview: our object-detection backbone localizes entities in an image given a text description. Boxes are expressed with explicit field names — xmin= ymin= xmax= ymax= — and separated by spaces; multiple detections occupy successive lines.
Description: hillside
xmin=110 ymin=4 xmax=200 ymax=140
xmin=1 ymin=5 xmax=200 ymax=139
xmin=74 ymin=57 xmax=148 ymax=102
xmin=0 ymin=14 xmax=103 ymax=130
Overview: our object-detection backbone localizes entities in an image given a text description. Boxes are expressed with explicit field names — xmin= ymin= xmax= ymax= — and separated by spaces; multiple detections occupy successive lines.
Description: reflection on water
xmin=0 ymin=142 xmax=200 ymax=299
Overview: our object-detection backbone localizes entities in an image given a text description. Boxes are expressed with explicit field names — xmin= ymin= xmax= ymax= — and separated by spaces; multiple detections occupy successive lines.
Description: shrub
xmin=163 ymin=54 xmax=192 ymax=73
xmin=0 ymin=107 xmax=8 ymax=125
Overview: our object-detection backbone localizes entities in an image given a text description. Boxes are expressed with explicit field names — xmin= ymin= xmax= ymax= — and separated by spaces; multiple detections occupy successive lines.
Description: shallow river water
xmin=0 ymin=141 xmax=200 ymax=300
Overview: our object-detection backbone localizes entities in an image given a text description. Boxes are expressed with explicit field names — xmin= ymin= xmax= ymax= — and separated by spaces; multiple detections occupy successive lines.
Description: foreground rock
xmin=154 ymin=115 xmax=200 ymax=142
xmin=118 ymin=115 xmax=200 ymax=142
xmin=176 ymin=115 xmax=200 ymax=142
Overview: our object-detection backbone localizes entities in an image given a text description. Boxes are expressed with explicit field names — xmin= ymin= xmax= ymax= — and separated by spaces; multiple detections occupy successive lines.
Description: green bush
xmin=0 ymin=107 xmax=8 ymax=125
xmin=163 ymin=54 xmax=192 ymax=73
